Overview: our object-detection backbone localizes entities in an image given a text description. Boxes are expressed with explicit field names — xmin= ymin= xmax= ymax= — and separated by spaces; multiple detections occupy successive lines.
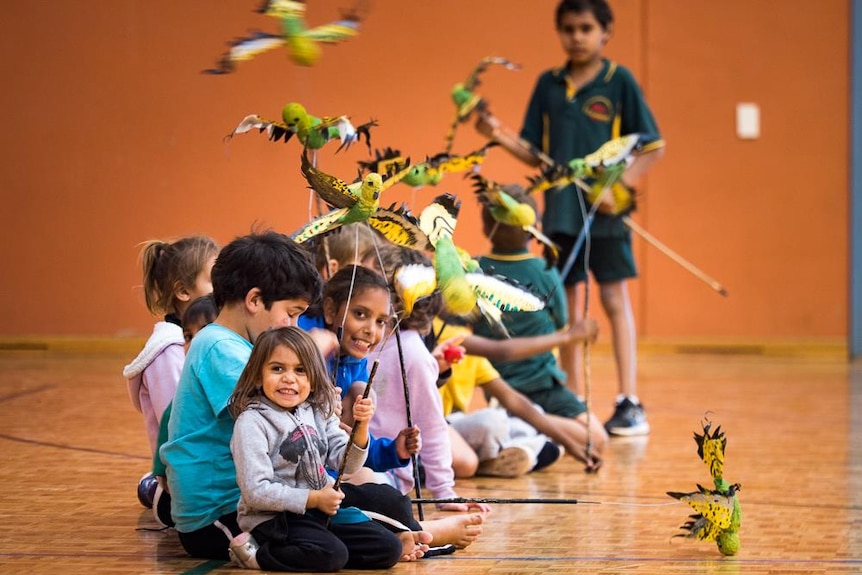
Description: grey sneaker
xmin=229 ymin=532 xmax=260 ymax=569
xmin=605 ymin=397 xmax=650 ymax=436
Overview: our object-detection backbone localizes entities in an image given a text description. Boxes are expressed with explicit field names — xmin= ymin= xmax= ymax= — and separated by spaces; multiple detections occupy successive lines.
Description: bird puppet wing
xmin=367 ymin=203 xmax=433 ymax=252
xmin=695 ymin=418 xmax=727 ymax=483
xmin=224 ymin=114 xmax=294 ymax=143
xmin=301 ymin=150 xmax=360 ymax=209
xmin=204 ymin=33 xmax=286 ymax=74
xmin=667 ymin=484 xmax=736 ymax=532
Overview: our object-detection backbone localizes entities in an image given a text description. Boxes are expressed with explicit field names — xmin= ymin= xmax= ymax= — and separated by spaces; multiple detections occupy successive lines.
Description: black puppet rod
xmin=411 ymin=497 xmax=600 ymax=505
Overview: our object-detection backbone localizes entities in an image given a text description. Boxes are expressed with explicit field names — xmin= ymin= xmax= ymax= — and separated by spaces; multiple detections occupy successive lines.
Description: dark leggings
xmin=252 ymin=511 xmax=403 ymax=572
xmin=177 ymin=511 xmax=241 ymax=560
xmin=340 ymin=483 xmax=422 ymax=531
xmin=176 ymin=483 xmax=419 ymax=563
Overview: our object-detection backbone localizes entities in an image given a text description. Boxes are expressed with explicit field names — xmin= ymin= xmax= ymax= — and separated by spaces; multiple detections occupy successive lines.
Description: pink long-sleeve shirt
xmin=122 ymin=321 xmax=185 ymax=455
xmin=368 ymin=329 xmax=457 ymax=500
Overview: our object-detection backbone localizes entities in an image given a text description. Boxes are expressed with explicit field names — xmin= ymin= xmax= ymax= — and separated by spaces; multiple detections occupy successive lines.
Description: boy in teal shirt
xmin=476 ymin=0 xmax=665 ymax=436
xmin=161 ymin=231 xmax=328 ymax=558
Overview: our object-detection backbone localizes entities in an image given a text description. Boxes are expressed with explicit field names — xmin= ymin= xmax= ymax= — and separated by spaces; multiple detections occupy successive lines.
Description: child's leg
xmin=448 ymin=408 xmax=509 ymax=462
xmin=178 ymin=511 xmax=242 ymax=560
xmin=598 ymin=280 xmax=637 ymax=398
xmin=252 ymin=513 xmax=349 ymax=572
xmin=561 ymin=283 xmax=585 ymax=398
xmin=332 ymin=519 xmax=405 ymax=569
xmin=446 ymin=424 xmax=479 ymax=478
xmin=599 ymin=279 xmax=648 ymax=436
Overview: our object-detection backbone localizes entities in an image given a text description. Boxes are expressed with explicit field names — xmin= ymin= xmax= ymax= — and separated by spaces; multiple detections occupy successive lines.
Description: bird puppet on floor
xmin=667 ymin=418 xmax=742 ymax=556
xmin=291 ymin=151 xmax=428 ymax=247
xmin=526 ymin=133 xmax=646 ymax=216
xmin=445 ymin=57 xmax=521 ymax=153
xmin=204 ymin=0 xmax=362 ymax=73
xmin=225 ymin=101 xmax=376 ymax=153
xmin=358 ymin=146 xmax=491 ymax=189
xmin=392 ymin=193 xmax=545 ymax=333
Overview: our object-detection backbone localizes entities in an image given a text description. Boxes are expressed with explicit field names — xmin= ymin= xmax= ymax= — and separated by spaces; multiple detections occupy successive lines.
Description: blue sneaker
xmin=137 ymin=473 xmax=159 ymax=509
xmin=604 ymin=398 xmax=650 ymax=436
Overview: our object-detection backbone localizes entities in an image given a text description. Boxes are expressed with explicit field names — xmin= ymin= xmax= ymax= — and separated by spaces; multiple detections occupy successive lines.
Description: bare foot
xmin=398 ymin=530 xmax=433 ymax=562
xmin=420 ymin=513 xmax=485 ymax=549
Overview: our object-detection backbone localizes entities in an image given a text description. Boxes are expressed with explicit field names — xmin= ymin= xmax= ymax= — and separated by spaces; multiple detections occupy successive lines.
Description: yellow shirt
xmin=435 ymin=319 xmax=500 ymax=415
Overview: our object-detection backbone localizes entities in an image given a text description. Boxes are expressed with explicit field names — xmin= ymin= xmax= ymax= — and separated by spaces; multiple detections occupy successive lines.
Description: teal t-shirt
xmin=161 ymin=323 xmax=252 ymax=533
xmin=473 ymin=250 xmax=568 ymax=394
xmin=520 ymin=59 xmax=664 ymax=238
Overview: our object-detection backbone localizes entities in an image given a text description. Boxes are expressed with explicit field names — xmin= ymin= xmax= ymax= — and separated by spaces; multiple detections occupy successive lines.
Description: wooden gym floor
xmin=0 ymin=347 xmax=860 ymax=574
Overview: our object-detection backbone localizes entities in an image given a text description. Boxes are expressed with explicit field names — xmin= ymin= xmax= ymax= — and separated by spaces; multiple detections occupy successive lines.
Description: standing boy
xmin=476 ymin=0 xmax=665 ymax=436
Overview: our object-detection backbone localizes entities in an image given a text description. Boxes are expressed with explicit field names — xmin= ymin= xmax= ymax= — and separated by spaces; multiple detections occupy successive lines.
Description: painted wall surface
xmin=0 ymin=0 xmax=849 ymax=341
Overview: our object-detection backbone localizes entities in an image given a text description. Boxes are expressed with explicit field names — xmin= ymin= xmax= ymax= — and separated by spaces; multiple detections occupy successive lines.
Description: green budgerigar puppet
xmin=205 ymin=0 xmax=362 ymax=73
xmin=667 ymin=418 xmax=742 ymax=556
xmin=226 ymin=101 xmax=376 ymax=153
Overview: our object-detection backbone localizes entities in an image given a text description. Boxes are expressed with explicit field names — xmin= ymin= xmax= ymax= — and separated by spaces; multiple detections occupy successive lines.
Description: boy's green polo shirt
xmin=520 ymin=58 xmax=665 ymax=238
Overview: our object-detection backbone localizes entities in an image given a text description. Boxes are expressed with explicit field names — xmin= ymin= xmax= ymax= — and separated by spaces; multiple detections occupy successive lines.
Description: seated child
xmin=437 ymin=315 xmax=606 ymax=475
xmin=472 ymin=187 xmax=608 ymax=471
xmin=160 ymin=230 xmax=327 ymax=559
xmin=123 ymin=235 xmax=218 ymax=507
xmin=150 ymin=294 xmax=219 ymax=527
xmin=227 ymin=327 xmax=428 ymax=571
xmin=366 ymin=244 xmax=492 ymax=513
xmin=299 ymin=265 xmax=421 ymax=479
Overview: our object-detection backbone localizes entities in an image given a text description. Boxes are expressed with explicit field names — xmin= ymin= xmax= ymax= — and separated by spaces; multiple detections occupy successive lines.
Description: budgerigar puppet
xmin=470 ymin=173 xmax=559 ymax=264
xmin=358 ymin=146 xmax=491 ymax=189
xmin=445 ymin=57 xmax=521 ymax=153
xmin=394 ymin=194 xmax=545 ymax=331
xmin=226 ymin=101 xmax=376 ymax=153
xmin=667 ymin=418 xmax=742 ymax=556
xmin=292 ymin=151 xmax=427 ymax=246
xmin=204 ymin=0 xmax=362 ymax=73
xmin=527 ymin=133 xmax=646 ymax=215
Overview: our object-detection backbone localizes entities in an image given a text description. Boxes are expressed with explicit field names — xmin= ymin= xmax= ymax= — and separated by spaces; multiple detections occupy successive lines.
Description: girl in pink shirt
xmin=123 ymin=235 xmax=218 ymax=507
xmin=365 ymin=244 xmax=490 ymax=513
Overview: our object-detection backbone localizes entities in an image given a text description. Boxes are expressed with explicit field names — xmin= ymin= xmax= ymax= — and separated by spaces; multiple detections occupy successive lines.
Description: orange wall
xmin=0 ymin=0 xmax=849 ymax=341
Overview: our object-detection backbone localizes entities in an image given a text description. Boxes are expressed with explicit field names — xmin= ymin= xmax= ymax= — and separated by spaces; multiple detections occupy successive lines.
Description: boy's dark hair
xmin=555 ymin=0 xmax=614 ymax=30
xmin=182 ymin=294 xmax=218 ymax=327
xmin=212 ymin=230 xmax=322 ymax=310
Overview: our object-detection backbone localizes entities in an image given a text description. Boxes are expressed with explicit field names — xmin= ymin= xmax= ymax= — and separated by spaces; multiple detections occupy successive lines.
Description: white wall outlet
xmin=736 ymin=103 xmax=760 ymax=139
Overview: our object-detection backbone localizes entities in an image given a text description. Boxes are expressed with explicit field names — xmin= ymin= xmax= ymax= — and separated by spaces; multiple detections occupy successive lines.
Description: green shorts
xmin=552 ymin=233 xmax=637 ymax=285
xmin=527 ymin=380 xmax=587 ymax=418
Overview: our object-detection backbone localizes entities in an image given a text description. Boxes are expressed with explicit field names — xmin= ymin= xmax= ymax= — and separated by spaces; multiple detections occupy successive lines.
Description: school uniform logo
xmin=583 ymin=96 xmax=613 ymax=123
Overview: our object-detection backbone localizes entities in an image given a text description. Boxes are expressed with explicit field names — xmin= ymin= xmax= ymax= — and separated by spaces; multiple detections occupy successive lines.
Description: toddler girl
xmin=227 ymin=327 xmax=411 ymax=571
